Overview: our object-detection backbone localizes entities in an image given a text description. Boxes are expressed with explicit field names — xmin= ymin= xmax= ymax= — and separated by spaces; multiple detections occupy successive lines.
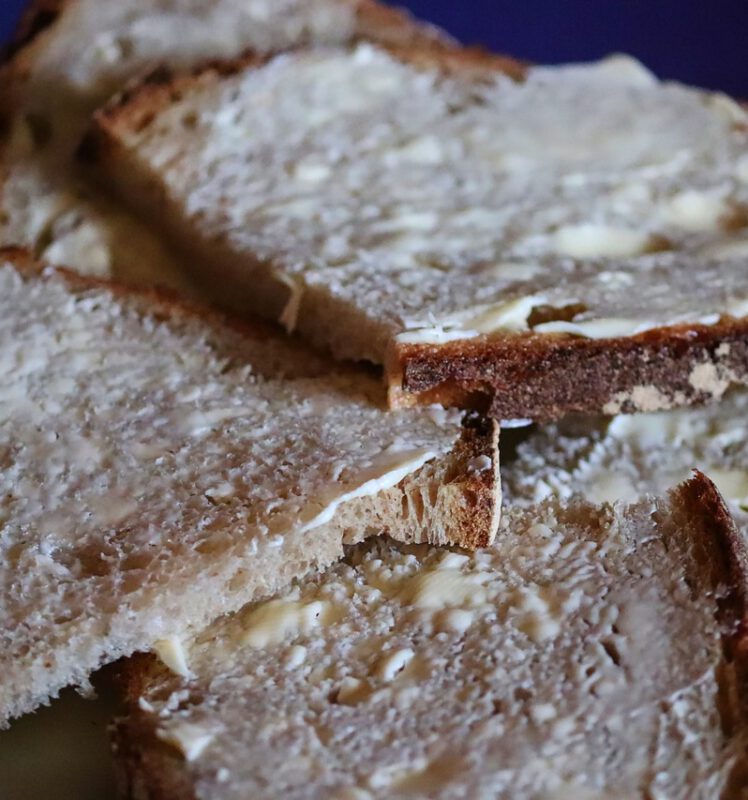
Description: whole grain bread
xmin=87 ymin=43 xmax=748 ymax=421
xmin=113 ymin=473 xmax=748 ymax=799
xmin=0 ymin=0 xmax=445 ymax=287
xmin=0 ymin=248 xmax=499 ymax=726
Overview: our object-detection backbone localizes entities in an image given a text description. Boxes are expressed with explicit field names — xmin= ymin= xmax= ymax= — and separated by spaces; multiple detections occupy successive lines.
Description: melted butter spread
xmin=153 ymin=636 xmax=192 ymax=678
xmin=396 ymin=569 xmax=489 ymax=609
xmin=297 ymin=449 xmax=436 ymax=533
xmin=156 ymin=721 xmax=215 ymax=761
xmin=239 ymin=597 xmax=336 ymax=648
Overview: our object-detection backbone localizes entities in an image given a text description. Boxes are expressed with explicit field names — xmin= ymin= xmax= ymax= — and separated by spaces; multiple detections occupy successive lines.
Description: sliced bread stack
xmin=2 ymin=2 xmax=748 ymax=798
xmin=0 ymin=249 xmax=498 ymax=725
xmin=0 ymin=0 xmax=446 ymax=286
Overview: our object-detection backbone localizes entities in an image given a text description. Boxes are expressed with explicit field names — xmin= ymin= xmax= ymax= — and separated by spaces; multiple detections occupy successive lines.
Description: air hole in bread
xmin=409 ymin=492 xmax=425 ymax=524
xmin=114 ymin=36 xmax=136 ymax=61
xmin=181 ymin=111 xmax=199 ymax=130
xmin=514 ymin=686 xmax=532 ymax=703
xmin=601 ymin=638 xmax=622 ymax=667
xmin=463 ymin=490 xmax=478 ymax=509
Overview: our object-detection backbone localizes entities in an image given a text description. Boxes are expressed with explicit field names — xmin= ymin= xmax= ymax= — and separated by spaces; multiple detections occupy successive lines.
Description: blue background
xmin=1 ymin=0 xmax=746 ymax=96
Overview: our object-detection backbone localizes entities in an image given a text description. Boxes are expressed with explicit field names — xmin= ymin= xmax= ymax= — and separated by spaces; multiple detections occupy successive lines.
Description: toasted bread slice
xmin=0 ymin=0 xmax=445 ymax=288
xmin=88 ymin=43 xmax=748 ymax=421
xmin=504 ymin=389 xmax=748 ymax=536
xmin=0 ymin=249 xmax=499 ymax=725
xmin=113 ymin=474 xmax=748 ymax=799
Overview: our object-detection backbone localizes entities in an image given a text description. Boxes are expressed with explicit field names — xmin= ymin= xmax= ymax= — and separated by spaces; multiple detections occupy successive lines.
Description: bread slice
xmin=503 ymin=389 xmax=748 ymax=536
xmin=1 ymin=0 xmax=444 ymax=153
xmin=0 ymin=1 xmax=445 ymax=289
xmin=0 ymin=249 xmax=499 ymax=726
xmin=113 ymin=473 xmax=748 ymax=799
xmin=88 ymin=43 xmax=748 ymax=421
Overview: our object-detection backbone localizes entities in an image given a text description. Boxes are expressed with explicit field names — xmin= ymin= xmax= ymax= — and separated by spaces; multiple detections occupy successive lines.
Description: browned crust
xmin=82 ymin=37 xmax=525 ymax=162
xmin=111 ymin=656 xmax=198 ymax=800
xmin=387 ymin=320 xmax=748 ymax=422
xmin=0 ymin=0 xmax=72 ymax=133
xmin=0 ymin=245 xmax=290 ymax=349
xmin=679 ymin=472 xmax=748 ymax=666
xmin=441 ymin=411 xmax=501 ymax=549
xmin=675 ymin=472 xmax=748 ymax=788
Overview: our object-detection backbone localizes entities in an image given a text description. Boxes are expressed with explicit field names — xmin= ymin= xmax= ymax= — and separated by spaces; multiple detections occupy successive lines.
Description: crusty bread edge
xmin=0 ymin=0 xmax=466 ymax=137
xmin=386 ymin=322 xmax=748 ymax=422
xmin=111 ymin=660 xmax=199 ymax=800
xmin=676 ymin=471 xmax=748 ymax=793
xmin=679 ymin=471 xmax=748 ymax=670
xmin=0 ymin=0 xmax=67 ymax=65
xmin=0 ymin=245 xmax=300 ymax=351
xmin=0 ymin=246 xmax=500 ymax=551
xmin=80 ymin=38 xmax=524 ymax=162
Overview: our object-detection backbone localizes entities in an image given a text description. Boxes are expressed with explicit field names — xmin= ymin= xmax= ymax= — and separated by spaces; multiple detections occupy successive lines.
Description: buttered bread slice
xmin=0 ymin=250 xmax=498 ymax=725
xmin=114 ymin=474 xmax=748 ymax=799
xmin=0 ymin=0 xmax=444 ymax=288
xmin=89 ymin=43 xmax=748 ymax=421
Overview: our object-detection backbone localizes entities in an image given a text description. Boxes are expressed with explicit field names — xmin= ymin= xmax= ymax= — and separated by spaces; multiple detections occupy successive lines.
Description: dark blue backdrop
xmin=1 ymin=0 xmax=746 ymax=95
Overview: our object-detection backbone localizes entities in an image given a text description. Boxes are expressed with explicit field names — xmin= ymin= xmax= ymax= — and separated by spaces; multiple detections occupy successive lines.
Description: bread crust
xmin=387 ymin=320 xmax=748 ymax=422
xmin=0 ymin=0 xmax=463 ymax=137
xmin=82 ymin=38 xmax=524 ymax=162
xmin=0 ymin=245 xmax=289 ymax=348
xmin=112 ymin=656 xmax=198 ymax=800
xmin=439 ymin=411 xmax=501 ymax=550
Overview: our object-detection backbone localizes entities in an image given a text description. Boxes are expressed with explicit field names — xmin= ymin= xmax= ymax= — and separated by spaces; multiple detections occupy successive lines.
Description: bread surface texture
xmin=504 ymin=389 xmax=748 ymax=534
xmin=0 ymin=0 xmax=441 ymax=288
xmin=114 ymin=475 xmax=748 ymax=799
xmin=90 ymin=43 xmax=748 ymax=420
xmin=0 ymin=251 xmax=498 ymax=725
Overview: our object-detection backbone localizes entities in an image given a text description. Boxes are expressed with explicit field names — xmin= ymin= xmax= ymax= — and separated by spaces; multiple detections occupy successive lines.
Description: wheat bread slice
xmin=0 ymin=1 xmax=445 ymax=289
xmin=503 ymin=389 xmax=748 ymax=538
xmin=0 ymin=248 xmax=499 ymax=726
xmin=113 ymin=473 xmax=748 ymax=799
xmin=87 ymin=42 xmax=748 ymax=421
